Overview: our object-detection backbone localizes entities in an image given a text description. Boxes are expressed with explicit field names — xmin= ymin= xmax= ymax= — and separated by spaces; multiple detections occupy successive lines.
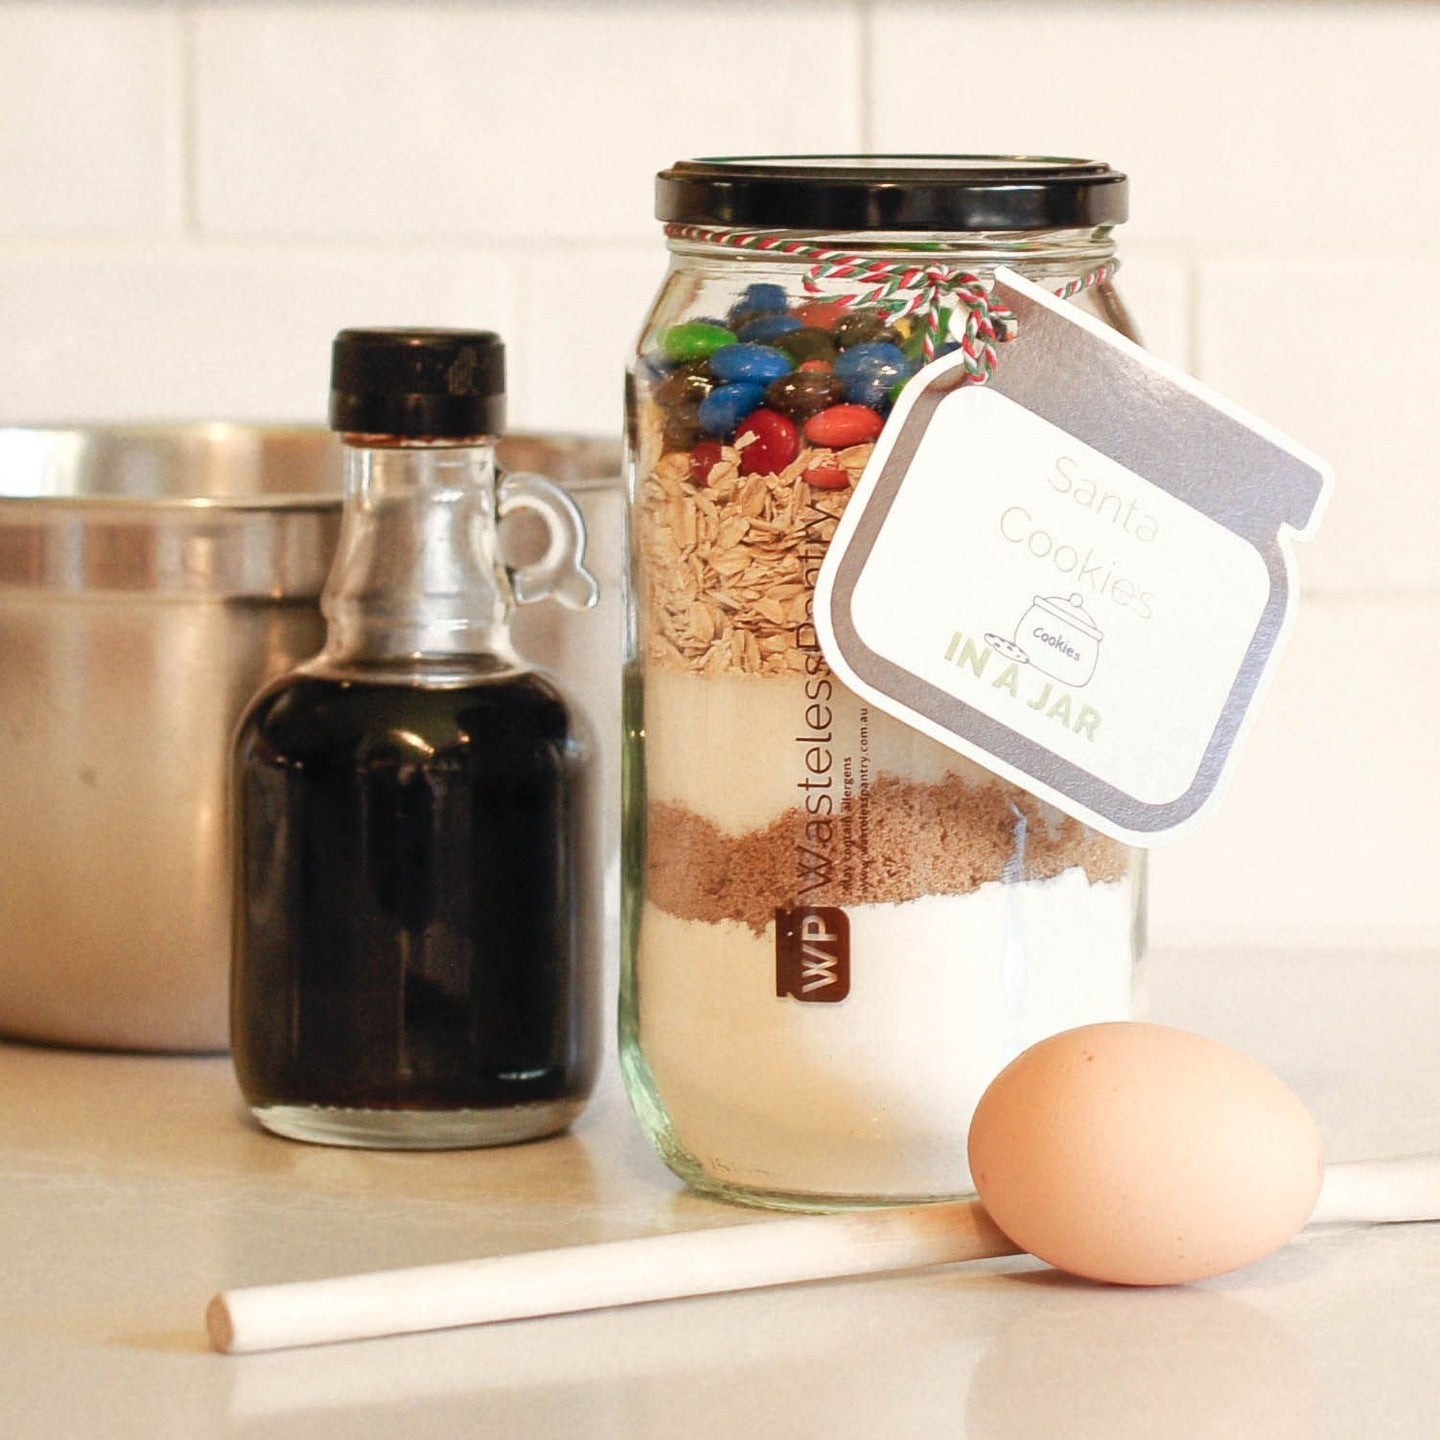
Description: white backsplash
xmin=0 ymin=0 xmax=1433 ymax=948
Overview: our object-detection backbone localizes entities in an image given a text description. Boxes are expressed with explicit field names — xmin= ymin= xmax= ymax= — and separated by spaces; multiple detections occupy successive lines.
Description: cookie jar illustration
xmin=987 ymin=592 xmax=1103 ymax=687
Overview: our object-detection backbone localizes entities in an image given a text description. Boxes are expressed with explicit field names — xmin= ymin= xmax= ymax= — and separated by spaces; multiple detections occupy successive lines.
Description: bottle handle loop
xmin=498 ymin=471 xmax=600 ymax=612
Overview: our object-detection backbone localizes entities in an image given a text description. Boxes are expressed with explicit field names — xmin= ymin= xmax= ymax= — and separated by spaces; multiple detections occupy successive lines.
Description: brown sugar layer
xmin=646 ymin=772 xmax=1131 ymax=934
xmin=636 ymin=440 xmax=870 ymax=678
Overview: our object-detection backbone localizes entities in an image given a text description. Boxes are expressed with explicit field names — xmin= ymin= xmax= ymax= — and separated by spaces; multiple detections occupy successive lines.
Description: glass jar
xmin=621 ymin=157 xmax=1146 ymax=1208
xmin=232 ymin=329 xmax=602 ymax=1149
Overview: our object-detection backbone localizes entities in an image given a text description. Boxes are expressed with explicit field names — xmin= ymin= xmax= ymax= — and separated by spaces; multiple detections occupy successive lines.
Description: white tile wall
xmin=0 ymin=247 xmax=511 ymax=422
xmin=1148 ymin=597 xmax=1440 ymax=951
xmin=190 ymin=2 xmax=864 ymax=241
xmin=1197 ymin=258 xmax=1440 ymax=596
xmin=509 ymin=242 xmax=661 ymax=435
xmin=0 ymin=0 xmax=1434 ymax=947
xmin=869 ymin=2 xmax=1440 ymax=251
xmin=0 ymin=3 xmax=183 ymax=236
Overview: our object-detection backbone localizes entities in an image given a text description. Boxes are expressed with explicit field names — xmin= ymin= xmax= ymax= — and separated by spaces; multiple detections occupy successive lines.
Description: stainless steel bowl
xmin=0 ymin=424 xmax=622 ymax=1052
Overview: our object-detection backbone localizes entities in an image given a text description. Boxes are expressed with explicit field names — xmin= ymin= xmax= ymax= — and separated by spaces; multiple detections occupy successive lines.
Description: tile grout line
xmin=0 ymin=236 xmax=663 ymax=258
xmin=0 ymin=239 xmax=1432 ymax=260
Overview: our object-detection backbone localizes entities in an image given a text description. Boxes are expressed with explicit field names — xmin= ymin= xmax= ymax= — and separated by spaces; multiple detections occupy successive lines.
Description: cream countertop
xmin=2 ymin=947 xmax=1437 ymax=1439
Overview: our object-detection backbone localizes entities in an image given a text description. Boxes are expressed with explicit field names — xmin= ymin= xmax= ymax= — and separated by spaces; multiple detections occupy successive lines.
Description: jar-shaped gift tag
xmin=622 ymin=157 xmax=1146 ymax=1209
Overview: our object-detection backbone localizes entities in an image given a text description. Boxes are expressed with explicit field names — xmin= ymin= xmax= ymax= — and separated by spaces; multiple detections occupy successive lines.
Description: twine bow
xmin=664 ymin=224 xmax=1114 ymax=386
xmin=803 ymin=253 xmax=1017 ymax=376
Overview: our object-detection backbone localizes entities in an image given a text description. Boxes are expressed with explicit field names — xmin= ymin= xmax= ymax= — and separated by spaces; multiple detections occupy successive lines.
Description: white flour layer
xmin=635 ymin=870 xmax=1134 ymax=1200
xmin=643 ymin=667 xmax=995 ymax=837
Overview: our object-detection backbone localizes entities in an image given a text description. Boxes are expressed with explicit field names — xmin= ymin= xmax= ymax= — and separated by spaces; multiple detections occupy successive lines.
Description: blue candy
xmin=834 ymin=341 xmax=913 ymax=405
xmin=709 ymin=343 xmax=794 ymax=385
xmin=738 ymin=313 xmax=805 ymax=344
xmin=698 ymin=382 xmax=766 ymax=438
xmin=727 ymin=282 xmax=790 ymax=324
xmin=834 ymin=341 xmax=911 ymax=382
xmin=844 ymin=376 xmax=895 ymax=409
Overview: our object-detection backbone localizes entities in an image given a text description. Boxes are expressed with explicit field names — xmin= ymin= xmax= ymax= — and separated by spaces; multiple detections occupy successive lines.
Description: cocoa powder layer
xmin=646 ymin=773 xmax=1130 ymax=933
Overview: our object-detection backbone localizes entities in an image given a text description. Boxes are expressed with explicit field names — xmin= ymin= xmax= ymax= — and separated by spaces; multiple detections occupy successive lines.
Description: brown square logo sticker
xmin=775 ymin=906 xmax=850 ymax=1003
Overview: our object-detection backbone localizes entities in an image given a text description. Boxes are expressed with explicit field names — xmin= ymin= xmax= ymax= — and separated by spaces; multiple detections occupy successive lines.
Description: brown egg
xmin=967 ymin=1022 xmax=1324 ymax=1285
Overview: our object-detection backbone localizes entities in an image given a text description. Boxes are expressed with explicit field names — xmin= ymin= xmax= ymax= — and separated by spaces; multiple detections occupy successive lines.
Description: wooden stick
xmin=207 ymin=1199 xmax=1019 ymax=1355
xmin=207 ymin=1156 xmax=1440 ymax=1355
xmin=1310 ymin=1156 xmax=1440 ymax=1225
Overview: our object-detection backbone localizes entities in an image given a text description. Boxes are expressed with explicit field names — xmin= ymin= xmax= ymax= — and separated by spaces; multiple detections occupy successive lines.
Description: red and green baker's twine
xmin=664 ymin=224 xmax=1115 ymax=384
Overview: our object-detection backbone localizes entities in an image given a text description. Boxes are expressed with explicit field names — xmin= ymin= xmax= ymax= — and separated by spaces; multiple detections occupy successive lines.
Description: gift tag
xmin=815 ymin=267 xmax=1331 ymax=845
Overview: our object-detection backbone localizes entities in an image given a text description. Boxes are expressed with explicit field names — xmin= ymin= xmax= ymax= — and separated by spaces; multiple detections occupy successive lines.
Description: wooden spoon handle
xmin=208 ymin=1197 xmax=1021 ymax=1355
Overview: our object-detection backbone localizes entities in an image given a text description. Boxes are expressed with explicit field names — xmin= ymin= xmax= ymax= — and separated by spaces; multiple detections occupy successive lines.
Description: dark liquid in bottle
xmin=231 ymin=670 xmax=597 ymax=1122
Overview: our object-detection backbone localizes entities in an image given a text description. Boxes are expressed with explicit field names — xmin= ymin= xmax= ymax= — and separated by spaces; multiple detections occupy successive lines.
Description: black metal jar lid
xmin=329 ymin=328 xmax=506 ymax=439
xmin=656 ymin=155 xmax=1127 ymax=233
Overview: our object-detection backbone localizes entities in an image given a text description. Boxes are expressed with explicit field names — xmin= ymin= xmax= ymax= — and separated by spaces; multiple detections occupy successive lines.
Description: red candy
xmin=803 ymin=465 xmax=850 ymax=491
xmin=689 ymin=440 xmax=722 ymax=485
xmin=794 ymin=300 xmax=849 ymax=331
xmin=736 ymin=408 xmax=800 ymax=477
xmin=804 ymin=405 xmax=885 ymax=448
xmin=798 ymin=359 xmax=833 ymax=373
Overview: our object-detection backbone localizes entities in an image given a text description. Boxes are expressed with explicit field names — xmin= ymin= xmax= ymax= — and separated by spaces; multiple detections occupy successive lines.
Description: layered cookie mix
xmin=627 ymin=282 xmax=1137 ymax=1203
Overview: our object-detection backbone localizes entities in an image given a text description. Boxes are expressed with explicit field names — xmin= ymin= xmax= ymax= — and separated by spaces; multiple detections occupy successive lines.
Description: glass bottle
xmin=622 ymin=157 xmax=1147 ymax=1208
xmin=232 ymin=328 xmax=601 ymax=1148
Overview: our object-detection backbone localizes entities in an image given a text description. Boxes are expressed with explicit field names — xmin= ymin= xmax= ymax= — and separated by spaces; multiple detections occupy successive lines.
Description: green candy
xmin=662 ymin=322 xmax=736 ymax=362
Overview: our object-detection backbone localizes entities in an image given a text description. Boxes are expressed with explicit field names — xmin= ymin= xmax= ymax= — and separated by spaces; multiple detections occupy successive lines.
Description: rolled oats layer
xmin=637 ymin=439 xmax=867 ymax=678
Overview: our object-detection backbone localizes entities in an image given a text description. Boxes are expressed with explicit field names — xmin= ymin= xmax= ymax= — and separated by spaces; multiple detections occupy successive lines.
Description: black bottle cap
xmin=656 ymin=155 xmax=1127 ymax=233
xmin=329 ymin=329 xmax=506 ymax=439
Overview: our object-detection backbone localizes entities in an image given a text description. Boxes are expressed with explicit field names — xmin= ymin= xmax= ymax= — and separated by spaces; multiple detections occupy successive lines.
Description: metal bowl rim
xmin=0 ymin=422 xmax=623 ymax=512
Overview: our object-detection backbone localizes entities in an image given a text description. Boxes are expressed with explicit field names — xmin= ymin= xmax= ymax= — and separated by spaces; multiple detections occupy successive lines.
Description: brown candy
xmin=834 ymin=310 xmax=900 ymax=350
xmin=652 ymin=359 xmax=715 ymax=408
xmin=775 ymin=327 xmax=839 ymax=366
xmin=661 ymin=399 xmax=706 ymax=452
xmin=763 ymin=368 xmax=846 ymax=422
